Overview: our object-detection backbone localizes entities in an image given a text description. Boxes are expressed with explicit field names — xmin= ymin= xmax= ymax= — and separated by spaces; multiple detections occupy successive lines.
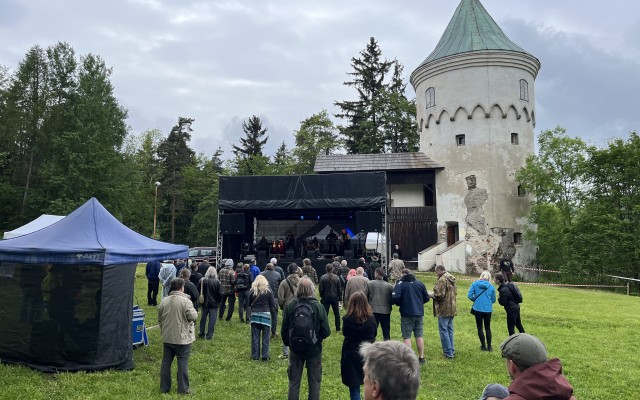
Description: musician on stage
xmin=326 ymin=229 xmax=338 ymax=254
xmin=339 ymin=229 xmax=351 ymax=255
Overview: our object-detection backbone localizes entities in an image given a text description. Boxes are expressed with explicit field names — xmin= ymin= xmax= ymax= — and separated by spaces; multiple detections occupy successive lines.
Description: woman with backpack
xmin=236 ymin=264 xmax=252 ymax=323
xmin=249 ymin=275 xmax=276 ymax=361
xmin=495 ymin=272 xmax=525 ymax=336
xmin=467 ymin=270 xmax=496 ymax=351
xmin=341 ymin=292 xmax=377 ymax=400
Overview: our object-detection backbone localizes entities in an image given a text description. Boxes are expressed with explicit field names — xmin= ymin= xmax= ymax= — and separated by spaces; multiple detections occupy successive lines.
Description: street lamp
xmin=153 ymin=181 xmax=161 ymax=239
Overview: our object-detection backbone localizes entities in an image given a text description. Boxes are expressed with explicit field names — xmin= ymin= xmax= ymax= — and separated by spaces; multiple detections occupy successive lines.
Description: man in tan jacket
xmin=388 ymin=253 xmax=405 ymax=284
xmin=158 ymin=278 xmax=198 ymax=394
xmin=431 ymin=265 xmax=457 ymax=359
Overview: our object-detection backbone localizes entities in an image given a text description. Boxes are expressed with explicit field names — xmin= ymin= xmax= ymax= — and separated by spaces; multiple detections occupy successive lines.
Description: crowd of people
xmin=148 ymin=255 xmax=576 ymax=399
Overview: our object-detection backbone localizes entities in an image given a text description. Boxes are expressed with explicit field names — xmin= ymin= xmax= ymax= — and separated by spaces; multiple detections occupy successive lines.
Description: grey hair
xmin=435 ymin=265 xmax=446 ymax=272
xmin=359 ymin=341 xmax=420 ymax=400
xmin=205 ymin=267 xmax=217 ymax=279
xmin=356 ymin=267 xmax=364 ymax=275
xmin=296 ymin=277 xmax=316 ymax=299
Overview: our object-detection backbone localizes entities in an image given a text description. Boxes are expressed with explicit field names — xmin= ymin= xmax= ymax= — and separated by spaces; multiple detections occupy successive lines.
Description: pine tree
xmin=335 ymin=37 xmax=393 ymax=154
xmin=232 ymin=115 xmax=268 ymax=157
xmin=232 ymin=115 xmax=271 ymax=175
xmin=157 ymin=117 xmax=196 ymax=242
xmin=381 ymin=62 xmax=418 ymax=152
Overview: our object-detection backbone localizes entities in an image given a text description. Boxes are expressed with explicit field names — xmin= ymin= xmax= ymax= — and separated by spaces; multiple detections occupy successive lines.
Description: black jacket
xmin=319 ymin=272 xmax=342 ymax=301
xmin=249 ymin=290 xmax=276 ymax=313
xmin=498 ymin=283 xmax=520 ymax=312
xmin=200 ymin=277 xmax=222 ymax=309
xmin=183 ymin=280 xmax=200 ymax=311
xmin=341 ymin=315 xmax=377 ymax=387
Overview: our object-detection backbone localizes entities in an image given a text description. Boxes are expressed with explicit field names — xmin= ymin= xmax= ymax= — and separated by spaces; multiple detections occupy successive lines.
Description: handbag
xmin=198 ymin=278 xmax=205 ymax=305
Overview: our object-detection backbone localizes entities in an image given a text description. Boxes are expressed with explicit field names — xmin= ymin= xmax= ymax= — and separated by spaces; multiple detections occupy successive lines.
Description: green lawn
xmin=0 ymin=265 xmax=638 ymax=399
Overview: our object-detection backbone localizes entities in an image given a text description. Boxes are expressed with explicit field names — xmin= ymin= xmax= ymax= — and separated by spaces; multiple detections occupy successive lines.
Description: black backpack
xmin=236 ymin=272 xmax=249 ymax=290
xmin=288 ymin=300 xmax=317 ymax=353
xmin=508 ymin=283 xmax=523 ymax=304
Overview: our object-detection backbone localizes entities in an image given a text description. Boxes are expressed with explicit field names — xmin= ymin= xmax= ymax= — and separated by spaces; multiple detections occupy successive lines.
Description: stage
xmin=244 ymin=256 xmax=375 ymax=277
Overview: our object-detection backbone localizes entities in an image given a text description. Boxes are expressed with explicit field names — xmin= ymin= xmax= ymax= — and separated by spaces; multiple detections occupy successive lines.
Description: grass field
xmin=0 ymin=265 xmax=638 ymax=399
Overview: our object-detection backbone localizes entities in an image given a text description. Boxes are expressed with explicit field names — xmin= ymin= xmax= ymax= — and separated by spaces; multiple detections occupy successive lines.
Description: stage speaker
xmin=258 ymin=250 xmax=267 ymax=259
xmin=343 ymin=249 xmax=354 ymax=259
xmin=355 ymin=211 xmax=382 ymax=232
xmin=286 ymin=249 xmax=294 ymax=258
xmin=220 ymin=213 xmax=246 ymax=234
xmin=307 ymin=250 xmax=317 ymax=259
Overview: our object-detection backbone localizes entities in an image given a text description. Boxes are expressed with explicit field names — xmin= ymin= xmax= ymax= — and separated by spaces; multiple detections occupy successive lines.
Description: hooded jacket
xmin=506 ymin=358 xmax=576 ymax=400
xmin=468 ymin=279 xmax=496 ymax=313
xmin=432 ymin=272 xmax=457 ymax=317
xmin=498 ymin=283 xmax=521 ymax=312
xmin=391 ymin=273 xmax=429 ymax=317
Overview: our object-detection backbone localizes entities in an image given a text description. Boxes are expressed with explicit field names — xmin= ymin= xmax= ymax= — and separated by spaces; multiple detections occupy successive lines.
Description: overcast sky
xmin=1 ymin=0 xmax=638 ymax=159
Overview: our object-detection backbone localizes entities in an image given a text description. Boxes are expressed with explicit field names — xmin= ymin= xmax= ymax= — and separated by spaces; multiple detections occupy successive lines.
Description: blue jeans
xmin=288 ymin=351 xmax=322 ymax=400
xmin=251 ymin=323 xmax=270 ymax=360
xmin=349 ymin=385 xmax=361 ymax=400
xmin=199 ymin=306 xmax=218 ymax=339
xmin=438 ymin=316 xmax=455 ymax=357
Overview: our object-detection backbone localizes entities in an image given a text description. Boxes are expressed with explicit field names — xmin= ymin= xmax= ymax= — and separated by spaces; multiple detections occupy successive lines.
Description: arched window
xmin=519 ymin=79 xmax=529 ymax=102
xmin=426 ymin=87 xmax=436 ymax=109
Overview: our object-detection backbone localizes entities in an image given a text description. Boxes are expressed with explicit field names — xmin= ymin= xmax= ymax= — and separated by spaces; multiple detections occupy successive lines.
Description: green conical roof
xmin=420 ymin=0 xmax=531 ymax=66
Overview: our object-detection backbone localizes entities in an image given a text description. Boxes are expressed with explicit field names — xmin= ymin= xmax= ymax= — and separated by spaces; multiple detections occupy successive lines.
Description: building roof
xmin=314 ymin=153 xmax=443 ymax=173
xmin=418 ymin=0 xmax=533 ymax=67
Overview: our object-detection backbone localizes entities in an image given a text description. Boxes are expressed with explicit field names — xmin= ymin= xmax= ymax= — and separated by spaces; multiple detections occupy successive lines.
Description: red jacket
xmin=506 ymin=358 xmax=576 ymax=400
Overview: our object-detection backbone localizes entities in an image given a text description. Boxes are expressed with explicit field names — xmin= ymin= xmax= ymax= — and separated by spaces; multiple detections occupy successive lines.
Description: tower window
xmin=517 ymin=185 xmax=526 ymax=197
xmin=426 ymin=87 xmax=436 ymax=109
xmin=520 ymin=79 xmax=529 ymax=102
xmin=455 ymin=134 xmax=465 ymax=146
xmin=514 ymin=232 xmax=522 ymax=245
xmin=511 ymin=132 xmax=519 ymax=145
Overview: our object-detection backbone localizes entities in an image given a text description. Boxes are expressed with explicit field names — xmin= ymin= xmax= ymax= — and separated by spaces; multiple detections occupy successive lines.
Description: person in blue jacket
xmin=146 ymin=260 xmax=161 ymax=306
xmin=467 ymin=270 xmax=496 ymax=351
xmin=391 ymin=268 xmax=430 ymax=365
xmin=249 ymin=258 xmax=261 ymax=281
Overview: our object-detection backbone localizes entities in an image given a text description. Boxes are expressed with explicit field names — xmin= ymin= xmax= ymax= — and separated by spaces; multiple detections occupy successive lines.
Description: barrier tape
xmin=414 ymin=272 xmax=626 ymax=289
xmin=516 ymin=266 xmax=562 ymax=274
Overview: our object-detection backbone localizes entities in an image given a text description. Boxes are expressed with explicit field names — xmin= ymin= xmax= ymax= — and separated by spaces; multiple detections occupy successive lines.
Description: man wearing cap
xmin=218 ymin=259 xmax=236 ymax=321
xmin=478 ymin=384 xmax=510 ymax=400
xmin=497 ymin=333 xmax=577 ymax=400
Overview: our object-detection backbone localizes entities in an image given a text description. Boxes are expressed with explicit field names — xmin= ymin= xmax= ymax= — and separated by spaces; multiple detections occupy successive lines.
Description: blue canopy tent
xmin=0 ymin=198 xmax=188 ymax=372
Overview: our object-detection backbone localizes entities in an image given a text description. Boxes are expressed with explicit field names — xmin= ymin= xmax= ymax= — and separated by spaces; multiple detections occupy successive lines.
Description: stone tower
xmin=410 ymin=0 xmax=541 ymax=270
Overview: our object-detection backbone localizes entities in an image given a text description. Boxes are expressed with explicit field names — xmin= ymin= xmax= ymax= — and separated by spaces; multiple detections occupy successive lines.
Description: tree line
xmin=516 ymin=127 xmax=640 ymax=284
xmin=0 ymin=38 xmax=417 ymax=245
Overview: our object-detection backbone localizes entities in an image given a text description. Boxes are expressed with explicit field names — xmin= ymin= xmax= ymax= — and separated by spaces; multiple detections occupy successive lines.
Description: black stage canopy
xmin=219 ymin=172 xmax=386 ymax=211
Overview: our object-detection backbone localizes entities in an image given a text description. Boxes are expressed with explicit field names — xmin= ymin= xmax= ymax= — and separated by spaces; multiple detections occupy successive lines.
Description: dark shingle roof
xmin=314 ymin=153 xmax=443 ymax=173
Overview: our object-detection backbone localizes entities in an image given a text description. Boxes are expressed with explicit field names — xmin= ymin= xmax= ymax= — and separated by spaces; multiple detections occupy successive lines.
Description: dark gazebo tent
xmin=0 ymin=198 xmax=187 ymax=372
